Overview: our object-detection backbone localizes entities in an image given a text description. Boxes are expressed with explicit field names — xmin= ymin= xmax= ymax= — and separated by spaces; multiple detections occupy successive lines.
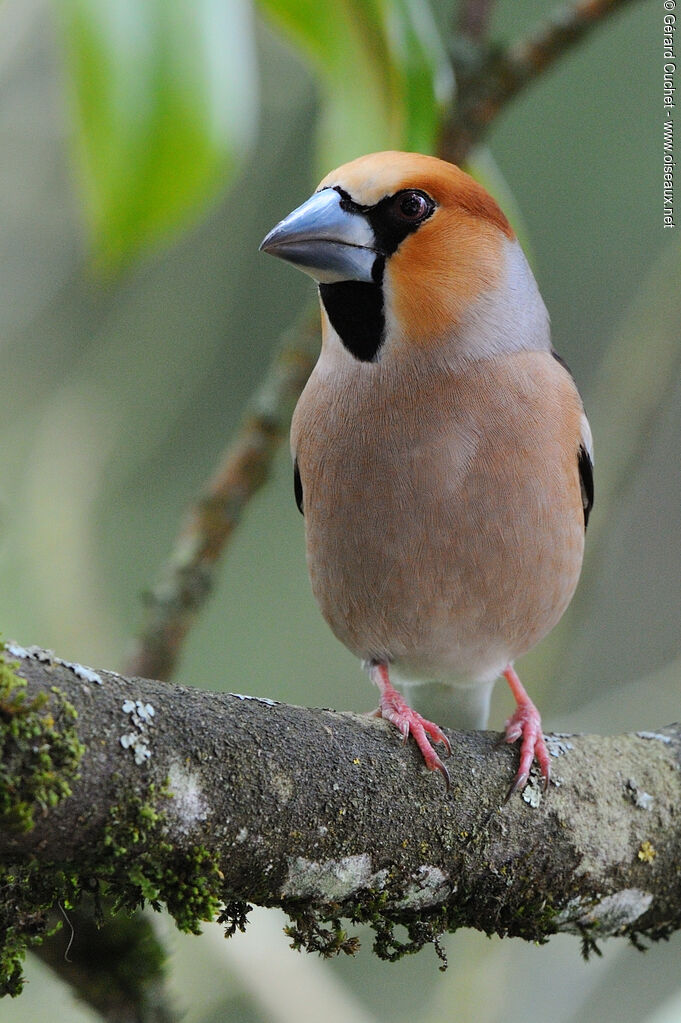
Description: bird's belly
xmin=303 ymin=448 xmax=583 ymax=684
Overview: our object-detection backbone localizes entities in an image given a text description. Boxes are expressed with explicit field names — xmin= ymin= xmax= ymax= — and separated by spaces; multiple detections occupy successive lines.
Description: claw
xmin=369 ymin=661 xmax=451 ymax=789
xmin=435 ymin=758 xmax=451 ymax=792
xmin=502 ymin=665 xmax=551 ymax=797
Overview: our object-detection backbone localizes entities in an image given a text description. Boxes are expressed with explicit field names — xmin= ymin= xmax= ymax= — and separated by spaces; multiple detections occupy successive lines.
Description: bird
xmin=260 ymin=151 xmax=593 ymax=795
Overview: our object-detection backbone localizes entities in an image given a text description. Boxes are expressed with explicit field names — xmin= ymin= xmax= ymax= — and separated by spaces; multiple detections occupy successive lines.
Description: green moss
xmin=218 ymin=899 xmax=252 ymax=938
xmin=0 ymin=783 xmax=237 ymax=997
xmin=100 ymin=789 xmax=224 ymax=933
xmin=0 ymin=653 xmax=84 ymax=833
xmin=0 ymin=646 xmax=87 ymax=993
xmin=280 ymin=874 xmax=566 ymax=970
xmin=283 ymin=903 xmax=447 ymax=967
xmin=282 ymin=886 xmax=457 ymax=968
xmin=284 ymin=908 xmax=361 ymax=958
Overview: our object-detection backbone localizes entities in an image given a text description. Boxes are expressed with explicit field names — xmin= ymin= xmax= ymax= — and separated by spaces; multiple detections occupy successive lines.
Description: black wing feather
xmin=578 ymin=445 xmax=594 ymax=529
xmin=553 ymin=351 xmax=594 ymax=530
xmin=293 ymin=459 xmax=304 ymax=515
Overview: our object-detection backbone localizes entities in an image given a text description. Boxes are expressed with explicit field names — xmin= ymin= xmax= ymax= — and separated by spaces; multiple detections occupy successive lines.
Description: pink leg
xmin=503 ymin=664 xmax=551 ymax=797
xmin=369 ymin=662 xmax=451 ymax=788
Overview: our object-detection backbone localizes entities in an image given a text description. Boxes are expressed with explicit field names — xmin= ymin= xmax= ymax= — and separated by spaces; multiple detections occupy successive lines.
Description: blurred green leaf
xmin=59 ymin=0 xmax=258 ymax=271
xmin=383 ymin=0 xmax=454 ymax=154
xmin=257 ymin=0 xmax=453 ymax=170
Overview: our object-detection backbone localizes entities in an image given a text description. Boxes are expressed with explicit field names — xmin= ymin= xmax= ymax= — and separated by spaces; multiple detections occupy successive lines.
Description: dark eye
xmin=394 ymin=190 xmax=431 ymax=222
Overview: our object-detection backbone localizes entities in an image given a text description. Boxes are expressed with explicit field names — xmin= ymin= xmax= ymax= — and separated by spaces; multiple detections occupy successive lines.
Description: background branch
xmin=441 ymin=0 xmax=637 ymax=164
xmin=126 ymin=311 xmax=319 ymax=681
xmin=33 ymin=906 xmax=176 ymax=1023
xmin=3 ymin=646 xmax=681 ymax=981
xmin=456 ymin=0 xmax=496 ymax=45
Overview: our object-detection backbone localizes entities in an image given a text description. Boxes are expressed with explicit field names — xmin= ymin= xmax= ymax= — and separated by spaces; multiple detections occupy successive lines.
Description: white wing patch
xmin=580 ymin=411 xmax=594 ymax=463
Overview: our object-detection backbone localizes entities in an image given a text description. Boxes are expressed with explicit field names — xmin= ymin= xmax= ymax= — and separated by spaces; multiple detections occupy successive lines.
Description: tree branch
xmin=456 ymin=0 xmax=496 ymax=45
xmin=2 ymin=644 xmax=680 ymax=991
xmin=9 ymin=0 xmax=651 ymax=1011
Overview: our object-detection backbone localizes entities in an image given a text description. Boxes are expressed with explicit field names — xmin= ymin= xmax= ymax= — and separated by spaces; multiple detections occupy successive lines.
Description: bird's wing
xmin=552 ymin=350 xmax=594 ymax=529
xmin=578 ymin=413 xmax=594 ymax=528
xmin=293 ymin=458 xmax=304 ymax=515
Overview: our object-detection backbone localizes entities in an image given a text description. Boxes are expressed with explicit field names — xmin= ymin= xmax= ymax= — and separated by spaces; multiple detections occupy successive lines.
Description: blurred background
xmin=1 ymin=0 xmax=679 ymax=1020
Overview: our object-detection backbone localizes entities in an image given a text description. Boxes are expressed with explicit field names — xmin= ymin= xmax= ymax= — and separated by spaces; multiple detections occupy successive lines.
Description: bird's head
xmin=260 ymin=151 xmax=548 ymax=365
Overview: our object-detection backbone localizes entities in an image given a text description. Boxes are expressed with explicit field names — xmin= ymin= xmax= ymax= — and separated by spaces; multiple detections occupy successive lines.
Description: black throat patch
xmin=319 ymin=269 xmax=385 ymax=363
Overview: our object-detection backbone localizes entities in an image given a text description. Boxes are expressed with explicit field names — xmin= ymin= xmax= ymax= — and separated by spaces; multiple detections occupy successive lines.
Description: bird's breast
xmin=291 ymin=351 xmax=585 ymax=682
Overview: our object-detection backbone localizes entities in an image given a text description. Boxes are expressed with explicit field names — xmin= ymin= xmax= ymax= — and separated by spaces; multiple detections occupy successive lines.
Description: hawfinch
xmin=260 ymin=151 xmax=593 ymax=795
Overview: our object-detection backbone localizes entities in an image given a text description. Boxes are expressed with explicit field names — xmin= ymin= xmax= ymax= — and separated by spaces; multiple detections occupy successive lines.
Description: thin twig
xmin=456 ymin=0 xmax=496 ymax=44
xmin=126 ymin=310 xmax=319 ymax=680
xmin=441 ymin=0 xmax=639 ymax=165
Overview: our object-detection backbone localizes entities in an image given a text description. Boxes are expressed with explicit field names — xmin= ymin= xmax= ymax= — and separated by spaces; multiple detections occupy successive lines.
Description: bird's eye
xmin=394 ymin=190 xmax=431 ymax=222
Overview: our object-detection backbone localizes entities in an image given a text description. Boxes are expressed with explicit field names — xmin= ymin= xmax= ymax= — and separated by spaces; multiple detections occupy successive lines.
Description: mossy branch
xmin=2 ymin=643 xmax=680 ymax=996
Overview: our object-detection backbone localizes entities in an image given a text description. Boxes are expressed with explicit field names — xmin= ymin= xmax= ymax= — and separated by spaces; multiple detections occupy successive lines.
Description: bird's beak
xmin=259 ymin=188 xmax=376 ymax=284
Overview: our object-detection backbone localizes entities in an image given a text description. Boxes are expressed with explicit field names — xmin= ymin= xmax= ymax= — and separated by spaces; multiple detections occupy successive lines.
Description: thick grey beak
xmin=259 ymin=188 xmax=376 ymax=284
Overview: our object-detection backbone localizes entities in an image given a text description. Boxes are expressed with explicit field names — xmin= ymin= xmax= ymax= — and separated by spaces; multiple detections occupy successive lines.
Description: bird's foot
xmin=502 ymin=665 xmax=551 ymax=798
xmin=369 ymin=662 xmax=451 ymax=788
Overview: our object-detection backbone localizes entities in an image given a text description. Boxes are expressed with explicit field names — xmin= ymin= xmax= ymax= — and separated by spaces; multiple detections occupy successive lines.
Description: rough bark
xmin=2 ymin=644 xmax=680 ymax=975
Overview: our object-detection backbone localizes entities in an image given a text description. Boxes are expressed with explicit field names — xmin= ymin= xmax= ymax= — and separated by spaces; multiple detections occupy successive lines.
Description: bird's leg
xmin=502 ymin=664 xmax=551 ymax=796
xmin=368 ymin=661 xmax=451 ymax=787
